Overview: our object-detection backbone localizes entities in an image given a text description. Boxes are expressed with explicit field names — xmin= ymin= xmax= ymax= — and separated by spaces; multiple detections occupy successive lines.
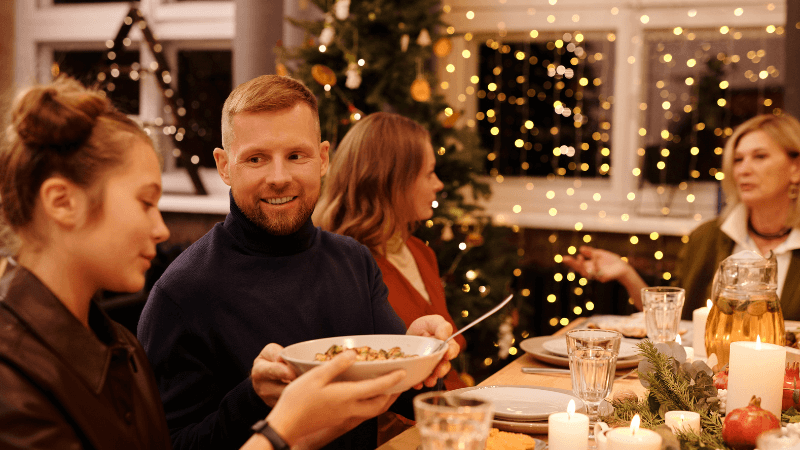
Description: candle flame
xmin=680 ymin=414 xmax=685 ymax=423
xmin=567 ymin=399 xmax=575 ymax=418
xmin=706 ymin=299 xmax=712 ymax=309
xmin=756 ymin=335 xmax=762 ymax=349
xmin=676 ymin=335 xmax=682 ymax=345
xmin=630 ymin=414 xmax=641 ymax=435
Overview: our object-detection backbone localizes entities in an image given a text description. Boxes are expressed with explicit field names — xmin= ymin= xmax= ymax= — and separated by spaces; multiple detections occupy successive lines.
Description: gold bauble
xmin=410 ymin=77 xmax=431 ymax=102
xmin=276 ymin=63 xmax=288 ymax=77
xmin=311 ymin=64 xmax=337 ymax=86
xmin=433 ymin=37 xmax=453 ymax=57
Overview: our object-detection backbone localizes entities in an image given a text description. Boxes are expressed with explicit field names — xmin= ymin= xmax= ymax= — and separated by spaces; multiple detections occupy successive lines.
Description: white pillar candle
xmin=727 ymin=338 xmax=786 ymax=418
xmin=606 ymin=415 xmax=662 ymax=450
xmin=692 ymin=300 xmax=711 ymax=358
xmin=548 ymin=400 xmax=589 ymax=450
xmin=664 ymin=411 xmax=701 ymax=434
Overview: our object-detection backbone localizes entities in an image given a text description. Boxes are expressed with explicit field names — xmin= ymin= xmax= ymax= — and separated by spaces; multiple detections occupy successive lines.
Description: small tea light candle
xmin=548 ymin=399 xmax=589 ymax=450
xmin=727 ymin=336 xmax=786 ymax=418
xmin=676 ymin=335 xmax=694 ymax=362
xmin=692 ymin=300 xmax=712 ymax=358
xmin=664 ymin=411 xmax=700 ymax=434
xmin=606 ymin=415 xmax=662 ymax=450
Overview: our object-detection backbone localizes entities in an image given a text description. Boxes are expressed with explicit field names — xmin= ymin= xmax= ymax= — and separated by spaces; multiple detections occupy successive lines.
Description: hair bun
xmin=13 ymin=78 xmax=110 ymax=150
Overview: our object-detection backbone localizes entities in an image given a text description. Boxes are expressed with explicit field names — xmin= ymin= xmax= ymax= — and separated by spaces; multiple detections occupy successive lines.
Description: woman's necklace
xmin=748 ymin=218 xmax=792 ymax=240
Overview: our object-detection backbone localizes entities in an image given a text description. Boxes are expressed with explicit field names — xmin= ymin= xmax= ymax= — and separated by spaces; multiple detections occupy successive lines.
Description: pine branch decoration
xmin=600 ymin=340 xmax=731 ymax=450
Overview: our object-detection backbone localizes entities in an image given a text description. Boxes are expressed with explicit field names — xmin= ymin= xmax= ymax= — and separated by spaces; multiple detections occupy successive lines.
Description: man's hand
xmin=562 ymin=246 xmax=631 ymax=283
xmin=251 ymin=343 xmax=298 ymax=407
xmin=407 ymin=315 xmax=460 ymax=388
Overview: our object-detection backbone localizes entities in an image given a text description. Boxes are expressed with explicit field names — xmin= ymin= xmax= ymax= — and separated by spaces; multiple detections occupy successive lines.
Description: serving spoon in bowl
xmin=433 ymin=293 xmax=514 ymax=354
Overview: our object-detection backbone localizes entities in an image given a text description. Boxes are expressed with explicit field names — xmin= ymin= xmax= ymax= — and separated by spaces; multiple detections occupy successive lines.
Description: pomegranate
xmin=714 ymin=369 xmax=729 ymax=390
xmin=783 ymin=363 xmax=800 ymax=411
xmin=722 ymin=396 xmax=781 ymax=450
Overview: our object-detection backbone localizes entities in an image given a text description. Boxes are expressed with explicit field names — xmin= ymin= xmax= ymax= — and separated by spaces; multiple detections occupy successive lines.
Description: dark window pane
xmin=477 ymin=35 xmax=616 ymax=178
xmin=642 ymin=31 xmax=784 ymax=184
xmin=176 ymin=50 xmax=232 ymax=168
xmin=53 ymin=50 xmax=140 ymax=115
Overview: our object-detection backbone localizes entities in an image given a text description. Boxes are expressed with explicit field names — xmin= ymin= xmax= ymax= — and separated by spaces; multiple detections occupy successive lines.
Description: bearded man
xmin=137 ymin=75 xmax=458 ymax=450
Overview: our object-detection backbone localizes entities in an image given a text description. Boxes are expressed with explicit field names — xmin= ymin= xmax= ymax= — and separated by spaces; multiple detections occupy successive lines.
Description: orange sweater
xmin=375 ymin=236 xmax=467 ymax=390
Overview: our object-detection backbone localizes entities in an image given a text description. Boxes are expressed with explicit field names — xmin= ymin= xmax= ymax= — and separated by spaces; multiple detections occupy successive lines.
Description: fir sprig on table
xmin=600 ymin=340 xmax=730 ymax=450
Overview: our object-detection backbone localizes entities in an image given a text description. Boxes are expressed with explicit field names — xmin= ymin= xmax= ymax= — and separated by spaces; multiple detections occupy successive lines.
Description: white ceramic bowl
xmin=281 ymin=334 xmax=448 ymax=394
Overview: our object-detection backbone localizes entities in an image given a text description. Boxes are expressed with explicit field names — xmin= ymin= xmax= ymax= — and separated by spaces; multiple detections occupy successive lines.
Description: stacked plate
xmin=519 ymin=336 xmax=643 ymax=369
xmin=448 ymin=385 xmax=585 ymax=435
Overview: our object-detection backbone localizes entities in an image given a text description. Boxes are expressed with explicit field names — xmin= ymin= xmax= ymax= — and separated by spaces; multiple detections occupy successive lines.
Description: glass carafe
xmin=705 ymin=250 xmax=785 ymax=370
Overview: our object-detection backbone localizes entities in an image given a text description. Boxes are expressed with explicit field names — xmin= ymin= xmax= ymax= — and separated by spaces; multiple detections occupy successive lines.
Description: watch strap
xmin=252 ymin=420 xmax=290 ymax=450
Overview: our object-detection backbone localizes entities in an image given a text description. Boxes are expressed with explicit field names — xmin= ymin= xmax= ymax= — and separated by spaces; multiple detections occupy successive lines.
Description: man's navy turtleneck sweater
xmin=137 ymin=194 xmax=407 ymax=450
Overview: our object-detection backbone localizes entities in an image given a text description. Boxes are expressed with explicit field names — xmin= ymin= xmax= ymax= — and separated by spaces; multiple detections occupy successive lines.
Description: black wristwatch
xmin=251 ymin=420 xmax=290 ymax=450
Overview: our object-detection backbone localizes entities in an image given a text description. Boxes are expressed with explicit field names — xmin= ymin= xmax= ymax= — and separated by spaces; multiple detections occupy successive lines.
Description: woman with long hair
xmin=564 ymin=114 xmax=800 ymax=319
xmin=0 ymin=77 xmax=405 ymax=449
xmin=315 ymin=112 xmax=467 ymax=390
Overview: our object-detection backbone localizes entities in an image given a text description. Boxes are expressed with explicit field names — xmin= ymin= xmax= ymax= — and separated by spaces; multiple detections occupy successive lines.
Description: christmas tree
xmin=280 ymin=0 xmax=523 ymax=381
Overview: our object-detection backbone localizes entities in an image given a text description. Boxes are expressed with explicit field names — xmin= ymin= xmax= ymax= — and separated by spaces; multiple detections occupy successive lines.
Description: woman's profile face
xmin=71 ymin=141 xmax=170 ymax=293
xmin=409 ymin=142 xmax=444 ymax=222
xmin=732 ymin=130 xmax=800 ymax=208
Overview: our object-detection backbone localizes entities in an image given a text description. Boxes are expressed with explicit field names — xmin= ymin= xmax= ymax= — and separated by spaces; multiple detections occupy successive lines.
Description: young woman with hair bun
xmin=0 ymin=77 xmax=405 ymax=450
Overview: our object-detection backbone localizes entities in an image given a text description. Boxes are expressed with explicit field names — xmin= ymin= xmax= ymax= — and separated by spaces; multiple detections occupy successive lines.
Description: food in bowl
xmin=314 ymin=345 xmax=418 ymax=361
xmin=281 ymin=334 xmax=448 ymax=394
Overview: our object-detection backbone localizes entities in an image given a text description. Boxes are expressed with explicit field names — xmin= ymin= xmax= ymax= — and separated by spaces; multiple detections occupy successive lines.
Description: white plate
xmin=519 ymin=336 xmax=642 ymax=369
xmin=541 ymin=338 xmax=641 ymax=359
xmin=448 ymin=385 xmax=586 ymax=422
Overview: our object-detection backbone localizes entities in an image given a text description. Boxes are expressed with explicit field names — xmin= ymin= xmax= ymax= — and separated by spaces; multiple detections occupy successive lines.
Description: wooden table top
xmin=377 ymin=319 xmax=647 ymax=450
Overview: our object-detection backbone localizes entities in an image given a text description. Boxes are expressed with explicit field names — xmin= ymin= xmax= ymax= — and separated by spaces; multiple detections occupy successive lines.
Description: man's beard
xmin=240 ymin=192 xmax=316 ymax=236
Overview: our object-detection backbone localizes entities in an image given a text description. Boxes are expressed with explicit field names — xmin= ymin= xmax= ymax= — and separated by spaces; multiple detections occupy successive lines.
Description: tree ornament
xmin=442 ymin=111 xmax=461 ymax=128
xmin=433 ymin=37 xmax=453 ymax=57
xmin=722 ymin=395 xmax=780 ymax=450
xmin=410 ymin=77 xmax=431 ymax=102
xmin=400 ymin=34 xmax=410 ymax=52
xmin=276 ymin=62 xmax=288 ymax=77
xmin=311 ymin=64 xmax=337 ymax=86
xmin=345 ymin=62 xmax=361 ymax=89
xmin=319 ymin=25 xmax=335 ymax=46
xmin=441 ymin=223 xmax=454 ymax=241
xmin=333 ymin=0 xmax=350 ymax=20
xmin=417 ymin=29 xmax=432 ymax=47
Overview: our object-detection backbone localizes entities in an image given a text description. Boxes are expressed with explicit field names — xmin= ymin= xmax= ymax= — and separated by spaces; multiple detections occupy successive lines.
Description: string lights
xmin=441 ymin=2 xmax=786 ymax=337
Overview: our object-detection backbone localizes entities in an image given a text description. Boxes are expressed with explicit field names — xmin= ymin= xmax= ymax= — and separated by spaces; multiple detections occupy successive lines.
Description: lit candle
xmin=548 ymin=399 xmax=589 ymax=450
xmin=606 ymin=414 xmax=662 ymax=450
xmin=727 ymin=336 xmax=786 ymax=418
xmin=664 ymin=411 xmax=701 ymax=434
xmin=692 ymin=300 xmax=711 ymax=358
xmin=676 ymin=335 xmax=694 ymax=362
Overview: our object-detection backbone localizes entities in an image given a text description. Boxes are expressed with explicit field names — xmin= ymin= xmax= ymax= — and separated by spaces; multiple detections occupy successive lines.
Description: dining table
xmin=377 ymin=317 xmax=649 ymax=450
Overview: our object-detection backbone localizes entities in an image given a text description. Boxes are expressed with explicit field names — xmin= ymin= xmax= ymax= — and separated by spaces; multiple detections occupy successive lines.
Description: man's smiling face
xmin=214 ymin=103 xmax=329 ymax=235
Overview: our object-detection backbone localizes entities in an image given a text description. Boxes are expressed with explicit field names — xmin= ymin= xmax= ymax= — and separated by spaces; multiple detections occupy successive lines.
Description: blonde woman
xmin=564 ymin=114 xmax=800 ymax=319
xmin=315 ymin=112 xmax=467 ymax=390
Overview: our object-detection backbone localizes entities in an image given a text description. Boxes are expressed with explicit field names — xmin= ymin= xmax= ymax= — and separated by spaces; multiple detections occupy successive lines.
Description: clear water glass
xmin=642 ymin=287 xmax=685 ymax=343
xmin=414 ymin=392 xmax=494 ymax=450
xmin=565 ymin=329 xmax=621 ymax=421
xmin=569 ymin=347 xmax=616 ymax=419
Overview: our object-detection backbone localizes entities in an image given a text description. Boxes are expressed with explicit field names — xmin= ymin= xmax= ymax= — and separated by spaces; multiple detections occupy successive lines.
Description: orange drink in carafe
xmin=704 ymin=250 xmax=784 ymax=370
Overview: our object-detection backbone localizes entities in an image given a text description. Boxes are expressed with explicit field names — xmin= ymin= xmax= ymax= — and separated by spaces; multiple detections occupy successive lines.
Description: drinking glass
xmin=566 ymin=329 xmax=622 ymax=421
xmin=413 ymin=392 xmax=494 ymax=450
xmin=641 ymin=287 xmax=685 ymax=343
